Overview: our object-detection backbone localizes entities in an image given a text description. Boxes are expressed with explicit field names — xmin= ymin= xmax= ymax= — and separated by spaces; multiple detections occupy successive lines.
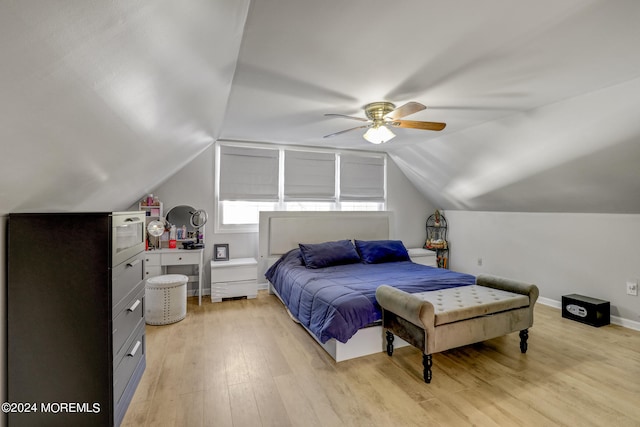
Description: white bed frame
xmin=258 ymin=211 xmax=408 ymax=362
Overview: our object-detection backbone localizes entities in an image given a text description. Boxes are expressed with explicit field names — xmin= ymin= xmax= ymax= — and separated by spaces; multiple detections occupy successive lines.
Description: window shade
xmin=219 ymin=145 xmax=279 ymax=201
xmin=340 ymin=154 xmax=385 ymax=201
xmin=284 ymin=150 xmax=336 ymax=200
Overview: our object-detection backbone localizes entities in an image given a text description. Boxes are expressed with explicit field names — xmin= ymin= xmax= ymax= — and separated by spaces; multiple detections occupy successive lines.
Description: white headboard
xmin=258 ymin=211 xmax=394 ymax=283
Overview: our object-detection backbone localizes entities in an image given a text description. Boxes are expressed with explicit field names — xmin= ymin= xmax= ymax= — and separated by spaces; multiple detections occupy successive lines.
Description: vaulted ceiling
xmin=2 ymin=0 xmax=640 ymax=214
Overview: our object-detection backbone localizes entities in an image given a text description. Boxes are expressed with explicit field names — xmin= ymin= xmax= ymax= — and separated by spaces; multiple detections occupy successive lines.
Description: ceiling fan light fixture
xmin=363 ymin=125 xmax=395 ymax=144
xmin=323 ymin=101 xmax=444 ymax=142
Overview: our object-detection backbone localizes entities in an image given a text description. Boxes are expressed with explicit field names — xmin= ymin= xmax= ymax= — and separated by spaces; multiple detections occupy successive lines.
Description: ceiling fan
xmin=323 ymin=101 xmax=446 ymax=144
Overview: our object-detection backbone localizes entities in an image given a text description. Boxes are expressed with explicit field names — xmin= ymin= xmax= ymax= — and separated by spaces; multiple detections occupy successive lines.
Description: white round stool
xmin=145 ymin=274 xmax=188 ymax=325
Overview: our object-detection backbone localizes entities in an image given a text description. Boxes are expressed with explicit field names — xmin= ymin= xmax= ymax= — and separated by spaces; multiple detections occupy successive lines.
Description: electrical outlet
xmin=627 ymin=281 xmax=638 ymax=296
xmin=477 ymin=258 xmax=483 ymax=267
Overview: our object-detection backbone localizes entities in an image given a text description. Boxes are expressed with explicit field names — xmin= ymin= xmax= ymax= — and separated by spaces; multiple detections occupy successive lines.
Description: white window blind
xmin=219 ymin=145 xmax=279 ymax=201
xmin=284 ymin=150 xmax=336 ymax=201
xmin=340 ymin=154 xmax=385 ymax=201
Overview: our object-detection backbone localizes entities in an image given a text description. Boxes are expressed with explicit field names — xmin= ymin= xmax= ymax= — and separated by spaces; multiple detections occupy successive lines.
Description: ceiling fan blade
xmin=389 ymin=120 xmax=446 ymax=131
xmin=323 ymin=124 xmax=370 ymax=138
xmin=385 ymin=102 xmax=426 ymax=120
xmin=324 ymin=113 xmax=369 ymax=122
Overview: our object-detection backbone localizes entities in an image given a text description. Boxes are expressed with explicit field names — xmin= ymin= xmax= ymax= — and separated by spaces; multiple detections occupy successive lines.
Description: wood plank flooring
xmin=122 ymin=291 xmax=640 ymax=426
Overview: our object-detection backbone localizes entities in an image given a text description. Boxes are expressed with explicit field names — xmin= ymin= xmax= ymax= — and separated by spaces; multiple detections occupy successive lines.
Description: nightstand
xmin=407 ymin=248 xmax=438 ymax=267
xmin=210 ymin=258 xmax=258 ymax=302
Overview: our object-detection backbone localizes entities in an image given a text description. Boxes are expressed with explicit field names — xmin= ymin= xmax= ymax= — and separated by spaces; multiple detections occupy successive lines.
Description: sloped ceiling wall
xmin=391 ymin=76 xmax=640 ymax=213
xmin=1 ymin=0 xmax=640 ymax=214
xmin=0 ymin=0 xmax=249 ymax=213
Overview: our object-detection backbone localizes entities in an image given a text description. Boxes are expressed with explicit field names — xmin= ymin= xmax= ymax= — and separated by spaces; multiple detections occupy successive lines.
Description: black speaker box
xmin=562 ymin=294 xmax=610 ymax=327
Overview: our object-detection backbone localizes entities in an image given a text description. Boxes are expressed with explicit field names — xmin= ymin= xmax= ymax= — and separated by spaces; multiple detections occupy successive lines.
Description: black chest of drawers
xmin=7 ymin=213 xmax=146 ymax=427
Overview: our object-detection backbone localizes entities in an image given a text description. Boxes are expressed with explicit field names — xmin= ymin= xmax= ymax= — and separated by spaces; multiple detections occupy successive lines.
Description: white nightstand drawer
xmin=211 ymin=280 xmax=258 ymax=302
xmin=210 ymin=258 xmax=257 ymax=283
xmin=162 ymin=252 xmax=200 ymax=265
xmin=214 ymin=265 xmax=256 ymax=282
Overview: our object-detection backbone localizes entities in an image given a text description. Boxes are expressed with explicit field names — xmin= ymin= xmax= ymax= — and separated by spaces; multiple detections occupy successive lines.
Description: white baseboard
xmin=537 ymin=297 xmax=640 ymax=332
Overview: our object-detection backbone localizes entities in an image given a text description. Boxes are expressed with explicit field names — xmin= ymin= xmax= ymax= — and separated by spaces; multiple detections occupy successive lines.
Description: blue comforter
xmin=265 ymin=249 xmax=476 ymax=343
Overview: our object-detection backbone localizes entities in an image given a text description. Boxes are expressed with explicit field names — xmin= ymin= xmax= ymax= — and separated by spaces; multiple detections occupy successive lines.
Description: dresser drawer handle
xmin=128 ymin=341 xmax=141 ymax=357
xmin=126 ymin=259 xmax=141 ymax=268
xmin=127 ymin=299 xmax=141 ymax=312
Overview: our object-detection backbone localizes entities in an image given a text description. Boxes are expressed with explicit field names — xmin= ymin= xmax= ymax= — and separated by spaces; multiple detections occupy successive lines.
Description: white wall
xmin=446 ymin=210 xmax=640 ymax=327
xmin=146 ymin=144 xmax=436 ymax=294
xmin=387 ymin=154 xmax=437 ymax=248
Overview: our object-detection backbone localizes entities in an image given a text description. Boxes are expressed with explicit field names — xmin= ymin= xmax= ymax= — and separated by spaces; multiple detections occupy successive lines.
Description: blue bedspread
xmin=265 ymin=249 xmax=476 ymax=344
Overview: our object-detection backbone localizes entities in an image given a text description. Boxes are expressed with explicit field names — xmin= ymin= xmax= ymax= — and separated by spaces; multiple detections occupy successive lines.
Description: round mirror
xmin=190 ymin=209 xmax=208 ymax=228
xmin=165 ymin=205 xmax=196 ymax=231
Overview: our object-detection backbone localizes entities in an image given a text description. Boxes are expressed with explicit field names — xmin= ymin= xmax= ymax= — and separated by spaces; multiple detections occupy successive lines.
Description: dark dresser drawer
xmin=113 ymin=324 xmax=145 ymax=406
xmin=113 ymin=284 xmax=145 ymax=357
xmin=112 ymin=252 xmax=145 ymax=310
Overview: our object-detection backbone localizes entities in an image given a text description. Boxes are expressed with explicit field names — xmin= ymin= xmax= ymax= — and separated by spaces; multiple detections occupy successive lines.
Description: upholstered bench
xmin=376 ymin=274 xmax=539 ymax=383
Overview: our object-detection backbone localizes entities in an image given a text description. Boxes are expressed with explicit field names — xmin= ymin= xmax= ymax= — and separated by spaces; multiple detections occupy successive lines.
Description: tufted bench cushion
xmin=413 ymin=285 xmax=530 ymax=326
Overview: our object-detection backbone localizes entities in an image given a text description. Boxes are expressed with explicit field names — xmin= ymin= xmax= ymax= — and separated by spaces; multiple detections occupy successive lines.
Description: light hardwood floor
xmin=122 ymin=291 xmax=640 ymax=427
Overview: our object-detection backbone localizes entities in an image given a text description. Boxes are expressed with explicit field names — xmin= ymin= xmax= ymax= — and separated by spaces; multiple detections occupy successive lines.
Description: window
xmin=340 ymin=154 xmax=386 ymax=201
xmin=284 ymin=150 xmax=335 ymax=201
xmin=215 ymin=141 xmax=386 ymax=232
xmin=218 ymin=145 xmax=279 ymax=201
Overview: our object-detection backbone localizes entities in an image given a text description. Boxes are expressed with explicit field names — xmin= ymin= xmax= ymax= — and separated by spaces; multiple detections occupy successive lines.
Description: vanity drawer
xmin=113 ymin=286 xmax=145 ymax=357
xmin=112 ymin=252 xmax=144 ymax=309
xmin=144 ymin=253 xmax=161 ymax=266
xmin=162 ymin=252 xmax=199 ymax=266
xmin=113 ymin=325 xmax=145 ymax=405
xmin=145 ymin=265 xmax=163 ymax=279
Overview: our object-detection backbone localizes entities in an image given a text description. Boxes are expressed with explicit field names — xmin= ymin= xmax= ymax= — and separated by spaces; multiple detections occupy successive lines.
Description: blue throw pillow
xmin=354 ymin=239 xmax=410 ymax=264
xmin=298 ymin=240 xmax=361 ymax=269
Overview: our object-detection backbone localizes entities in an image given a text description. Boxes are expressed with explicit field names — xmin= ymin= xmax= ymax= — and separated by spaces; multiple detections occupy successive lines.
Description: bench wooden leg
xmin=519 ymin=329 xmax=529 ymax=353
xmin=423 ymin=354 xmax=432 ymax=383
xmin=385 ymin=331 xmax=394 ymax=356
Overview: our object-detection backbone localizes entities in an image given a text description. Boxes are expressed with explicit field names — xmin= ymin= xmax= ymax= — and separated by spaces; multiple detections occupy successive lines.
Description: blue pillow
xmin=354 ymin=239 xmax=410 ymax=264
xmin=298 ymin=240 xmax=361 ymax=269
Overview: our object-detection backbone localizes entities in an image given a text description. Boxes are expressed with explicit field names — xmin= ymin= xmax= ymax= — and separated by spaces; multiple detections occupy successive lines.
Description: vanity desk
xmin=144 ymin=248 xmax=204 ymax=305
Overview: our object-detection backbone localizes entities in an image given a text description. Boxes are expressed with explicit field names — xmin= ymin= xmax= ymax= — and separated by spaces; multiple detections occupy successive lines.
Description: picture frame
xmin=214 ymin=243 xmax=229 ymax=261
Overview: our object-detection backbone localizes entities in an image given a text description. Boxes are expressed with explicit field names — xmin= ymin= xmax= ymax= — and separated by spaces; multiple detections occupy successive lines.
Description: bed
xmin=258 ymin=211 xmax=537 ymax=367
xmin=265 ymin=246 xmax=476 ymax=344
xmin=260 ymin=211 xmax=405 ymax=360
